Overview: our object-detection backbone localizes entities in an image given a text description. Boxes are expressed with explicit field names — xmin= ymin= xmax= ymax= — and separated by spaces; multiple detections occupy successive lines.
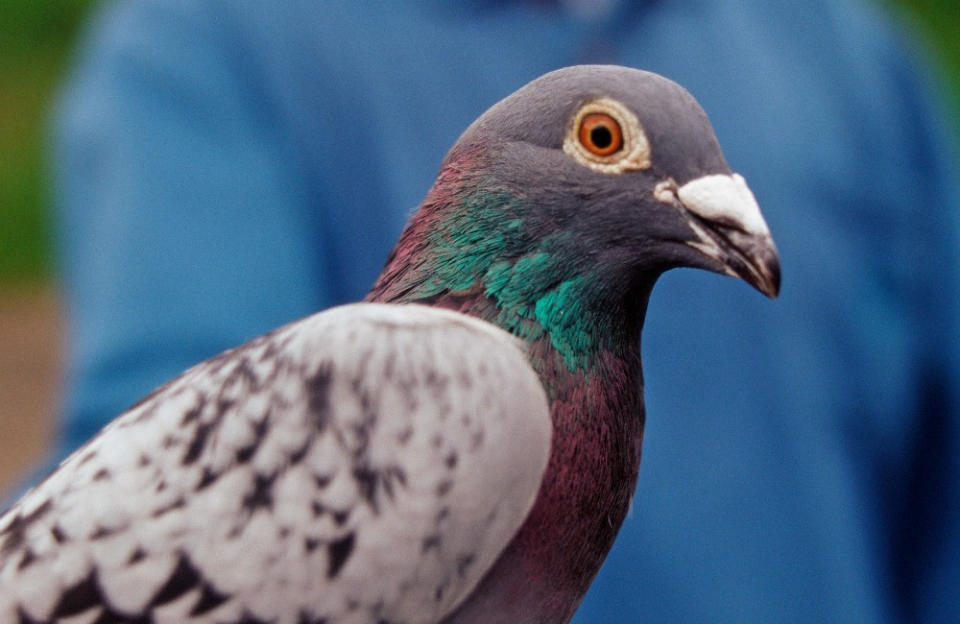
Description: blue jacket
xmin=51 ymin=0 xmax=960 ymax=621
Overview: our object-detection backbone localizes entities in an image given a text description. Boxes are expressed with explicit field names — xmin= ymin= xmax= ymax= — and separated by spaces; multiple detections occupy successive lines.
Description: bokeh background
xmin=0 ymin=0 xmax=958 ymax=493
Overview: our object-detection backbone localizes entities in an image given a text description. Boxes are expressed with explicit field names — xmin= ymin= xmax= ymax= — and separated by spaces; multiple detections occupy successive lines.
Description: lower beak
xmin=661 ymin=173 xmax=781 ymax=298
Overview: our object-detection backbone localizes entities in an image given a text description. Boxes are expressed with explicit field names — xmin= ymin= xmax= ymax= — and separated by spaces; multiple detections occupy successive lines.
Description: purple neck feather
xmin=368 ymin=143 xmax=649 ymax=622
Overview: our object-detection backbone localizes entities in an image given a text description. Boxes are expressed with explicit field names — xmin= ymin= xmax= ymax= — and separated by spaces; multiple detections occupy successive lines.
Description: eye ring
xmin=563 ymin=98 xmax=651 ymax=174
xmin=578 ymin=113 xmax=623 ymax=156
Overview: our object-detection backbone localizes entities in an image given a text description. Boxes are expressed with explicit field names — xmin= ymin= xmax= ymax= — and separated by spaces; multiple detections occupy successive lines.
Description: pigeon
xmin=0 ymin=65 xmax=779 ymax=624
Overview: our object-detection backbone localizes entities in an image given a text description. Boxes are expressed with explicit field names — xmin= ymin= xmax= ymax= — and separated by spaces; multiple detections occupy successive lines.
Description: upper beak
xmin=658 ymin=173 xmax=781 ymax=298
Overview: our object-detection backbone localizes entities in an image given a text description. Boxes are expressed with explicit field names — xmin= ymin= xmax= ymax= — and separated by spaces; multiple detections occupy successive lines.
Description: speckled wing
xmin=0 ymin=304 xmax=552 ymax=624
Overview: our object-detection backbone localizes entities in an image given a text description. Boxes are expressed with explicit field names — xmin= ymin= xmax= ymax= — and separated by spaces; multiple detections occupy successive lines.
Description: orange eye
xmin=578 ymin=113 xmax=623 ymax=157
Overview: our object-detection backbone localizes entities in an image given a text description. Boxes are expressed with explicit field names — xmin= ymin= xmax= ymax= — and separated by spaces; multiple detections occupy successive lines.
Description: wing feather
xmin=0 ymin=303 xmax=551 ymax=623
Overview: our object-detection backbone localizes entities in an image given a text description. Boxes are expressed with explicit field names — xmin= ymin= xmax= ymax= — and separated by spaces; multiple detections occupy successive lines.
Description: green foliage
xmin=1 ymin=1 xmax=96 ymax=52
xmin=0 ymin=0 xmax=98 ymax=284
xmin=884 ymin=0 xmax=960 ymax=126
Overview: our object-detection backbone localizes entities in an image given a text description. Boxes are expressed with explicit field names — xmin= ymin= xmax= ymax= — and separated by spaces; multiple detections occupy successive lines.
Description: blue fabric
xmin=48 ymin=0 xmax=960 ymax=621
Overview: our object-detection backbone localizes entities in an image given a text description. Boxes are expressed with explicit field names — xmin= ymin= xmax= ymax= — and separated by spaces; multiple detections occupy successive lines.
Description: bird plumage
xmin=0 ymin=65 xmax=779 ymax=623
xmin=1 ymin=305 xmax=550 ymax=623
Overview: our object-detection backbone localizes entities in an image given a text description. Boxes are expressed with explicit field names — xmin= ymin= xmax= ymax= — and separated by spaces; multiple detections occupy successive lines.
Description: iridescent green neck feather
xmin=368 ymin=145 xmax=650 ymax=372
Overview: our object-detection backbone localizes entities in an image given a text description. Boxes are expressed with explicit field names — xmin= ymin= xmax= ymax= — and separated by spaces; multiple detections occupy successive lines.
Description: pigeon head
xmin=457 ymin=64 xmax=779 ymax=297
xmin=371 ymin=65 xmax=779 ymax=364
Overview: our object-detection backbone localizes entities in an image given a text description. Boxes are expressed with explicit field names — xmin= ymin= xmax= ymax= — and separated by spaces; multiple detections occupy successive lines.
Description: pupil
xmin=591 ymin=126 xmax=613 ymax=149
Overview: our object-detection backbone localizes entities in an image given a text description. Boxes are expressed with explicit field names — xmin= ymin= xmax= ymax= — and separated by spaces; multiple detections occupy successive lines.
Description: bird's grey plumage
xmin=0 ymin=304 xmax=551 ymax=623
xmin=462 ymin=65 xmax=726 ymax=185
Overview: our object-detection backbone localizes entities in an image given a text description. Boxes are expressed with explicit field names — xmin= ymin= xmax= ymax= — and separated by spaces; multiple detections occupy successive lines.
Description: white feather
xmin=0 ymin=303 xmax=551 ymax=623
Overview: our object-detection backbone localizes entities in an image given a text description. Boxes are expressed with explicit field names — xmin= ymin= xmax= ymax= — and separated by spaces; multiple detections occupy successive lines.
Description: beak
xmin=657 ymin=173 xmax=781 ymax=298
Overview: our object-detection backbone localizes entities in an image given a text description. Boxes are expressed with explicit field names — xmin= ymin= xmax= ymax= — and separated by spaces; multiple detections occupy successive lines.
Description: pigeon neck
xmin=368 ymin=146 xmax=654 ymax=373
xmin=369 ymin=147 xmax=651 ymax=620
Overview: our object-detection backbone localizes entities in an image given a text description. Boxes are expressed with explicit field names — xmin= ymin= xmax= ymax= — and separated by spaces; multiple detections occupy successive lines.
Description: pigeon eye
xmin=578 ymin=113 xmax=622 ymax=156
xmin=563 ymin=98 xmax=651 ymax=174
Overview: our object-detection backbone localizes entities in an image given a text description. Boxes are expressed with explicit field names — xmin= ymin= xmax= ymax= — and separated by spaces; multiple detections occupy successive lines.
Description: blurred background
xmin=0 ymin=0 xmax=958 ymax=493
